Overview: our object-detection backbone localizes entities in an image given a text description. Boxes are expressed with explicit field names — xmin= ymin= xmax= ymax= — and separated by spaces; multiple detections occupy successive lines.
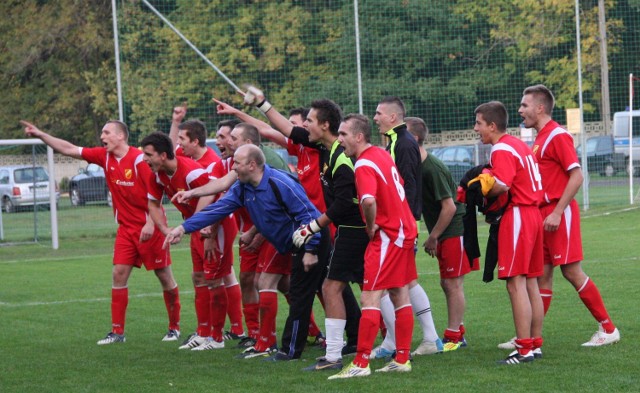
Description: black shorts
xmin=326 ymin=226 xmax=368 ymax=284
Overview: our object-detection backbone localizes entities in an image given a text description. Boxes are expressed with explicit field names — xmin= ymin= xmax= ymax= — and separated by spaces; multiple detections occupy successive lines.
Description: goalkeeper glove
xmin=243 ymin=84 xmax=272 ymax=114
xmin=292 ymin=219 xmax=321 ymax=248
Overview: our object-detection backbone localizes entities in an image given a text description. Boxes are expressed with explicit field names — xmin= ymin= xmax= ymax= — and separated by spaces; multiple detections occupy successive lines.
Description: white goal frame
xmin=0 ymin=139 xmax=59 ymax=249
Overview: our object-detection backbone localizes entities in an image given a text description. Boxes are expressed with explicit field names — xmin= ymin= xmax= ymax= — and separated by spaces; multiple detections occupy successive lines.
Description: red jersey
xmin=81 ymin=146 xmax=151 ymax=229
xmin=210 ymin=156 xmax=233 ymax=180
xmin=176 ymin=146 xmax=221 ymax=174
xmin=147 ymin=156 xmax=211 ymax=219
xmin=532 ymin=120 xmax=580 ymax=205
xmin=286 ymin=139 xmax=326 ymax=211
xmin=490 ymin=134 xmax=543 ymax=207
xmin=354 ymin=146 xmax=417 ymax=248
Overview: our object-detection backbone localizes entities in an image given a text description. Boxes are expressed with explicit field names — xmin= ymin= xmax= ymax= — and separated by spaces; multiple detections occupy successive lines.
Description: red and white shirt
xmin=81 ymin=146 xmax=150 ymax=229
xmin=147 ymin=156 xmax=210 ymax=219
xmin=490 ymin=134 xmax=543 ymax=207
xmin=176 ymin=146 xmax=221 ymax=174
xmin=354 ymin=146 xmax=417 ymax=248
xmin=532 ymin=120 xmax=580 ymax=205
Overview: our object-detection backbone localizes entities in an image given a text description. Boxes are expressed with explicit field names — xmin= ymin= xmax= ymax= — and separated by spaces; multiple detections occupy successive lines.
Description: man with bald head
xmin=165 ymin=144 xmax=331 ymax=360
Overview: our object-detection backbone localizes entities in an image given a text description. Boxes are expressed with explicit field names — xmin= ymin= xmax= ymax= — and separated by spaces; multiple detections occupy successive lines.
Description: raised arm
xmin=21 ymin=120 xmax=82 ymax=159
xmin=241 ymin=85 xmax=295 ymax=139
xmin=168 ymin=103 xmax=188 ymax=148
xmin=214 ymin=98 xmax=288 ymax=147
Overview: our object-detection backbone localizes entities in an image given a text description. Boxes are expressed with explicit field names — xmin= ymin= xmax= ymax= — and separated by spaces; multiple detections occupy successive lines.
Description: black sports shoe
xmin=237 ymin=336 xmax=257 ymax=348
xmin=302 ymin=357 xmax=343 ymax=371
xmin=341 ymin=344 xmax=357 ymax=357
xmin=497 ymin=350 xmax=534 ymax=365
xmin=263 ymin=350 xmax=294 ymax=362
xmin=223 ymin=330 xmax=247 ymax=341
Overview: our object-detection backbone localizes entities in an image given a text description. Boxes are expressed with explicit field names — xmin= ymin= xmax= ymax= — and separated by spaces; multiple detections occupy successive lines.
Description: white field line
xmin=0 ymin=290 xmax=194 ymax=308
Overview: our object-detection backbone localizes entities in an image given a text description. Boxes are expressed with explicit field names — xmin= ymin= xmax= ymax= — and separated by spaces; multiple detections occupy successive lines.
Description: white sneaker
xmin=582 ymin=326 xmax=620 ymax=347
xmin=178 ymin=334 xmax=207 ymax=350
xmin=191 ymin=337 xmax=225 ymax=351
xmin=162 ymin=329 xmax=180 ymax=342
xmin=97 ymin=332 xmax=126 ymax=345
xmin=411 ymin=338 xmax=443 ymax=356
xmin=375 ymin=359 xmax=412 ymax=373
xmin=328 ymin=362 xmax=371 ymax=380
xmin=497 ymin=336 xmax=517 ymax=350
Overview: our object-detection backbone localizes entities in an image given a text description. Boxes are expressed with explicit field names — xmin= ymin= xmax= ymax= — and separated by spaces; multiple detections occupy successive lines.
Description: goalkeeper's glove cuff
xmin=256 ymin=99 xmax=272 ymax=114
xmin=308 ymin=219 xmax=321 ymax=234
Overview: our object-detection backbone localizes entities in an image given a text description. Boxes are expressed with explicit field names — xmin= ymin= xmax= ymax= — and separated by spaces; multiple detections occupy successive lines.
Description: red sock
xmin=209 ymin=286 xmax=227 ymax=342
xmin=379 ymin=315 xmax=387 ymax=339
xmin=225 ymin=284 xmax=244 ymax=335
xmin=444 ymin=328 xmax=461 ymax=343
xmin=459 ymin=324 xmax=466 ymax=340
xmin=255 ymin=290 xmax=278 ymax=351
xmin=308 ymin=311 xmax=321 ymax=337
xmin=243 ymin=303 xmax=260 ymax=339
xmin=394 ymin=305 xmax=414 ymax=364
xmin=195 ymin=285 xmax=210 ymax=337
xmin=540 ymin=288 xmax=553 ymax=316
xmin=111 ymin=287 xmax=128 ymax=335
xmin=353 ymin=308 xmax=380 ymax=368
xmin=533 ymin=336 xmax=543 ymax=349
xmin=163 ymin=286 xmax=181 ymax=331
xmin=514 ymin=338 xmax=533 ymax=356
xmin=578 ymin=278 xmax=615 ymax=333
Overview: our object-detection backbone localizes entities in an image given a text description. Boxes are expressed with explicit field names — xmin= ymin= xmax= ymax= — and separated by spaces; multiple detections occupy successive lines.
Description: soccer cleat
xmin=191 ymin=337 xmax=225 ymax=351
xmin=302 ymin=357 xmax=343 ymax=371
xmin=262 ymin=350 xmax=293 ymax=362
xmin=223 ymin=330 xmax=247 ymax=341
xmin=411 ymin=338 xmax=444 ymax=356
xmin=237 ymin=336 xmax=257 ymax=348
xmin=162 ymin=329 xmax=180 ymax=342
xmin=371 ymin=346 xmax=395 ymax=359
xmin=328 ymin=362 xmax=371 ymax=380
xmin=179 ymin=334 xmax=207 ymax=350
xmin=443 ymin=341 xmax=463 ymax=352
xmin=497 ymin=350 xmax=534 ymax=365
xmin=97 ymin=332 xmax=126 ymax=345
xmin=532 ymin=348 xmax=543 ymax=359
xmin=310 ymin=333 xmax=327 ymax=348
xmin=498 ymin=336 xmax=517 ymax=350
xmin=341 ymin=344 xmax=357 ymax=357
xmin=582 ymin=326 xmax=620 ymax=347
xmin=236 ymin=345 xmax=277 ymax=359
xmin=375 ymin=359 xmax=412 ymax=373
xmin=443 ymin=336 xmax=468 ymax=348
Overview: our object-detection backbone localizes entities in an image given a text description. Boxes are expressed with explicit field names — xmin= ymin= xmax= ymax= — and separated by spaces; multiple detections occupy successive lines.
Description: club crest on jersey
xmin=532 ymin=145 xmax=539 ymax=155
xmin=125 ymin=169 xmax=133 ymax=179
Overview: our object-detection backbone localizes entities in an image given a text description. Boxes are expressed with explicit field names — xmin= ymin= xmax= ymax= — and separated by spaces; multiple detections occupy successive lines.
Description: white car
xmin=0 ymin=165 xmax=59 ymax=213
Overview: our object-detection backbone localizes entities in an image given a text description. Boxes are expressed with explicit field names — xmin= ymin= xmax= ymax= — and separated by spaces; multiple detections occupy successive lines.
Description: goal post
xmin=0 ymin=139 xmax=59 ymax=249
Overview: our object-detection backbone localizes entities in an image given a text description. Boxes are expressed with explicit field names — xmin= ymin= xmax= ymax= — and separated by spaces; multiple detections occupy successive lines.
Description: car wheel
xmin=2 ymin=197 xmax=14 ymax=213
xmin=70 ymin=187 xmax=84 ymax=206
xmin=106 ymin=190 xmax=113 ymax=207
xmin=601 ymin=163 xmax=615 ymax=177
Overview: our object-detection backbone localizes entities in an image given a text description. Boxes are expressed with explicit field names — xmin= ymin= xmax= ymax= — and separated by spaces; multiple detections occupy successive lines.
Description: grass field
xmin=1 ymin=207 xmax=639 ymax=392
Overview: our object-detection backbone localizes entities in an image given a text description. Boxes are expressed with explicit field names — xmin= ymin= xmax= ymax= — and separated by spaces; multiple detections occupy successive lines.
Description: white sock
xmin=325 ymin=318 xmax=346 ymax=362
xmin=410 ymin=284 xmax=439 ymax=342
xmin=379 ymin=294 xmax=397 ymax=350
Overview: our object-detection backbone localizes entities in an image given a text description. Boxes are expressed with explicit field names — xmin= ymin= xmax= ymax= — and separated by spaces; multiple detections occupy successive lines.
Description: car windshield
xmin=14 ymin=167 xmax=49 ymax=183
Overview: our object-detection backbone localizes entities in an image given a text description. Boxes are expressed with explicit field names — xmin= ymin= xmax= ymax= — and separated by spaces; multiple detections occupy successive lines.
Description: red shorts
xmin=113 ymin=225 xmax=171 ymax=270
xmin=540 ymin=200 xmax=584 ymax=266
xmin=363 ymin=232 xmax=417 ymax=291
xmin=204 ymin=217 xmax=238 ymax=280
xmin=497 ymin=205 xmax=544 ymax=279
xmin=239 ymin=241 xmax=291 ymax=275
xmin=436 ymin=236 xmax=477 ymax=279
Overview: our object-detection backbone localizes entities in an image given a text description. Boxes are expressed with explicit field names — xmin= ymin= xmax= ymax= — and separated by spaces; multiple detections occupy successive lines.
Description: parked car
xmin=576 ymin=135 xmax=626 ymax=177
xmin=272 ymin=147 xmax=298 ymax=174
xmin=69 ymin=163 xmax=112 ymax=207
xmin=430 ymin=143 xmax=491 ymax=184
xmin=0 ymin=165 xmax=59 ymax=213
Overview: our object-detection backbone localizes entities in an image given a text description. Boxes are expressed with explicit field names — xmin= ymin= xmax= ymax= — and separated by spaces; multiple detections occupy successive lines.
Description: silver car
xmin=0 ymin=165 xmax=59 ymax=213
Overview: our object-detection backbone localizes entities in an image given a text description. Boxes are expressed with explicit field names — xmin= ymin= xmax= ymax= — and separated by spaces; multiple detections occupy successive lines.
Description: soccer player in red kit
xmin=515 ymin=85 xmax=619 ymax=347
xmin=329 ymin=114 xmax=416 ymax=379
xmin=169 ymin=108 xmax=245 ymax=346
xmin=142 ymin=131 xmax=236 ymax=350
xmin=21 ymin=120 xmax=181 ymax=345
xmin=474 ymin=101 xmax=545 ymax=365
